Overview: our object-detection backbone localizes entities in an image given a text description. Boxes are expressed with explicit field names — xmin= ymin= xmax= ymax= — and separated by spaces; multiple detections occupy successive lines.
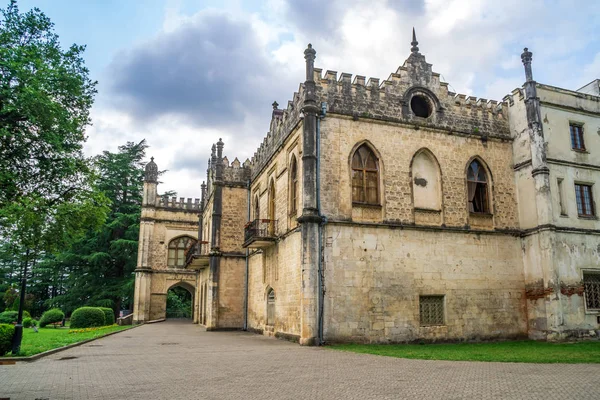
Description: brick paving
xmin=1 ymin=320 xmax=599 ymax=400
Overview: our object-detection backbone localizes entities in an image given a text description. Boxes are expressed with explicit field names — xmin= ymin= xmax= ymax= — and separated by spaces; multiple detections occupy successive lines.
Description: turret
xmin=143 ymin=157 xmax=158 ymax=206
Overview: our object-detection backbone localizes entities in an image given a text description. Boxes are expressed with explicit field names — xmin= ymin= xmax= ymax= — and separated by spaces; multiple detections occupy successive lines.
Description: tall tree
xmin=0 ymin=0 xmax=102 ymax=353
xmin=0 ymin=0 xmax=97 ymax=210
xmin=49 ymin=141 xmax=148 ymax=317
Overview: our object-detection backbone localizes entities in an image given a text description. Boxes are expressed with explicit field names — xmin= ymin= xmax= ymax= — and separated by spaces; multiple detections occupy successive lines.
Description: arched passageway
xmin=166 ymin=284 xmax=194 ymax=321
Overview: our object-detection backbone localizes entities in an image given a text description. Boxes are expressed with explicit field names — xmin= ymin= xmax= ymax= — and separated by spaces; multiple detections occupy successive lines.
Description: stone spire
xmin=521 ymin=47 xmax=533 ymax=82
xmin=200 ymin=181 xmax=207 ymax=209
xmin=215 ymin=138 xmax=224 ymax=181
xmin=144 ymin=157 xmax=158 ymax=183
xmin=411 ymin=27 xmax=419 ymax=53
xmin=272 ymin=101 xmax=279 ymax=110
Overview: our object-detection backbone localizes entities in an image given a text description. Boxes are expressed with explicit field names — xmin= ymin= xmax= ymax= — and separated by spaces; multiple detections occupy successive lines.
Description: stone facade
xmin=134 ymin=31 xmax=600 ymax=344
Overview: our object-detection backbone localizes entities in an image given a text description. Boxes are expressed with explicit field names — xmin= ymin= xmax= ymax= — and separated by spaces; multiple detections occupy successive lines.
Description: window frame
xmin=466 ymin=159 xmax=491 ymax=214
xmin=583 ymin=271 xmax=600 ymax=312
xmin=569 ymin=123 xmax=586 ymax=152
xmin=419 ymin=295 xmax=445 ymax=326
xmin=289 ymin=156 xmax=298 ymax=216
xmin=574 ymin=183 xmax=595 ymax=218
xmin=351 ymin=144 xmax=380 ymax=206
xmin=167 ymin=236 xmax=195 ymax=268
xmin=266 ymin=288 xmax=275 ymax=326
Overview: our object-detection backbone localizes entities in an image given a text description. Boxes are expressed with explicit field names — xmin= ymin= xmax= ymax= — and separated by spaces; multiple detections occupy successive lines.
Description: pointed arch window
xmin=168 ymin=236 xmax=195 ymax=267
xmin=268 ymin=180 xmax=276 ymax=234
xmin=254 ymin=195 xmax=260 ymax=220
xmin=289 ymin=156 xmax=298 ymax=215
xmin=266 ymin=288 xmax=275 ymax=326
xmin=467 ymin=160 xmax=489 ymax=213
xmin=352 ymin=144 xmax=379 ymax=205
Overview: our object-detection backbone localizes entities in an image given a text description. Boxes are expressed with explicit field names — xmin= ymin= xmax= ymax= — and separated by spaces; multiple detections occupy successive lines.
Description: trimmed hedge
xmin=0 ymin=324 xmax=15 ymax=356
xmin=0 ymin=310 xmax=31 ymax=324
xmin=23 ymin=317 xmax=38 ymax=328
xmin=70 ymin=307 xmax=105 ymax=328
xmin=98 ymin=307 xmax=115 ymax=325
xmin=39 ymin=308 xmax=65 ymax=328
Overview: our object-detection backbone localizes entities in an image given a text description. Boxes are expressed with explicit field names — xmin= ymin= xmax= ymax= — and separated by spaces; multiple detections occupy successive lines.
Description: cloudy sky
xmin=17 ymin=0 xmax=600 ymax=198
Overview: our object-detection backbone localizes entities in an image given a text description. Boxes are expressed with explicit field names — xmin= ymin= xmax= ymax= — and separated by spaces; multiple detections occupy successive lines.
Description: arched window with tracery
xmin=467 ymin=160 xmax=490 ymax=213
xmin=289 ymin=156 xmax=298 ymax=215
xmin=352 ymin=144 xmax=380 ymax=205
xmin=167 ymin=236 xmax=195 ymax=268
xmin=266 ymin=288 xmax=275 ymax=326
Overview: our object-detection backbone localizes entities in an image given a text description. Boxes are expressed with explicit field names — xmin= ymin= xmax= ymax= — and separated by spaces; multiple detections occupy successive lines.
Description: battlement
xmin=250 ymin=83 xmax=305 ymax=179
xmin=153 ymin=196 xmax=202 ymax=211
xmin=249 ymin=35 xmax=511 ymax=181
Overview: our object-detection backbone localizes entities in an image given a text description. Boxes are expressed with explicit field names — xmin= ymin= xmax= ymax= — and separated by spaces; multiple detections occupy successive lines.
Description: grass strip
xmin=329 ymin=340 xmax=600 ymax=363
xmin=3 ymin=324 xmax=131 ymax=357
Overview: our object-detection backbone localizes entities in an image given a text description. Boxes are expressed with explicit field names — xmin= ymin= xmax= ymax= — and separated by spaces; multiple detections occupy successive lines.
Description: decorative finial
xmin=272 ymin=101 xmax=279 ymax=110
xmin=144 ymin=156 xmax=158 ymax=183
xmin=521 ymin=47 xmax=533 ymax=82
xmin=411 ymin=27 xmax=419 ymax=53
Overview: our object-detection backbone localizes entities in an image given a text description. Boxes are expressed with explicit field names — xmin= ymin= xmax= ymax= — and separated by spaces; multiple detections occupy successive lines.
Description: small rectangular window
xmin=575 ymin=184 xmax=595 ymax=217
xmin=557 ymin=178 xmax=567 ymax=216
xmin=584 ymin=272 xmax=600 ymax=310
xmin=570 ymin=124 xmax=585 ymax=151
xmin=419 ymin=295 xmax=445 ymax=326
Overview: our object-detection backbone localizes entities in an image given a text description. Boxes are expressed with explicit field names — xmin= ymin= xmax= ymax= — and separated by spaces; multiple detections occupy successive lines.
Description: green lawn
xmin=4 ymin=325 xmax=132 ymax=357
xmin=329 ymin=340 xmax=600 ymax=363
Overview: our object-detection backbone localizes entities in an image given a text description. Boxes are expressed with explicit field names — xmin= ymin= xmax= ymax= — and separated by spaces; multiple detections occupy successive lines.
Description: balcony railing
xmin=185 ymin=240 xmax=210 ymax=269
xmin=243 ymin=219 xmax=277 ymax=249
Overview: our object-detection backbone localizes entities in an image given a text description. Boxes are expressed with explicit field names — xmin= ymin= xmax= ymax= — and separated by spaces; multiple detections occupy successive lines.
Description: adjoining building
xmin=133 ymin=31 xmax=600 ymax=344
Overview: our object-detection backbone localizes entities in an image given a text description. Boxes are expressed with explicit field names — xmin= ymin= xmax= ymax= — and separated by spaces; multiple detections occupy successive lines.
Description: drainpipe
xmin=244 ymin=178 xmax=251 ymax=330
xmin=317 ymin=101 xmax=327 ymax=345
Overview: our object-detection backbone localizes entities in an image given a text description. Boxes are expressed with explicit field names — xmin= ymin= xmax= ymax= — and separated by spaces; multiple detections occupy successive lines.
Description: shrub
xmin=22 ymin=317 xmax=38 ymax=328
xmin=98 ymin=307 xmax=115 ymax=326
xmin=39 ymin=308 xmax=65 ymax=328
xmin=0 ymin=324 xmax=15 ymax=356
xmin=0 ymin=310 xmax=31 ymax=324
xmin=70 ymin=307 xmax=105 ymax=328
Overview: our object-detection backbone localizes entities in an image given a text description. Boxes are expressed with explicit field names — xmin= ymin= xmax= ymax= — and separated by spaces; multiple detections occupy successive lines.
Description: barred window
xmin=575 ymin=184 xmax=595 ymax=217
xmin=570 ymin=124 xmax=585 ymax=151
xmin=167 ymin=236 xmax=195 ymax=267
xmin=352 ymin=144 xmax=379 ymax=205
xmin=584 ymin=273 xmax=600 ymax=310
xmin=420 ymin=295 xmax=445 ymax=326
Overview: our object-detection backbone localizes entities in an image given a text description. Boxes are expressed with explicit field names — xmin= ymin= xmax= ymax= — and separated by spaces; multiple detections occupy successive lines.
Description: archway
xmin=166 ymin=282 xmax=194 ymax=321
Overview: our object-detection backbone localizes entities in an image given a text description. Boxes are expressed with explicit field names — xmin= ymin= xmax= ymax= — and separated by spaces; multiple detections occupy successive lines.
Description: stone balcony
xmin=242 ymin=219 xmax=278 ymax=249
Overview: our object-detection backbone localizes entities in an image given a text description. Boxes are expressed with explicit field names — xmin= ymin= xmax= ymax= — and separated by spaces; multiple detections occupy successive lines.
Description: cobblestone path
xmin=1 ymin=320 xmax=599 ymax=399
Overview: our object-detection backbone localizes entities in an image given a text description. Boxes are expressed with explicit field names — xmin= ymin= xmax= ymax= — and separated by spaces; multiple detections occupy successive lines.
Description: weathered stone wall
xmin=247 ymin=231 xmax=302 ymax=337
xmin=217 ymin=257 xmax=246 ymax=328
xmin=220 ymin=186 xmax=248 ymax=253
xmin=319 ymin=115 xmax=519 ymax=230
xmin=323 ymin=224 xmax=527 ymax=343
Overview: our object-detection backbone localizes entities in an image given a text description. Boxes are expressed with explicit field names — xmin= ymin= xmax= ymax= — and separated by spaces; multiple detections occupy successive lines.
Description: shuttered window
xmin=352 ymin=144 xmax=379 ymax=205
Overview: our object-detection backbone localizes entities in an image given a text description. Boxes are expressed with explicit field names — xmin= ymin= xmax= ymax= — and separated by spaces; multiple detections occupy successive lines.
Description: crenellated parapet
xmin=312 ymin=39 xmax=509 ymax=140
xmin=250 ymin=85 xmax=306 ymax=179
xmin=249 ymin=31 xmax=510 ymax=178
xmin=155 ymin=196 xmax=202 ymax=210
xmin=204 ymin=139 xmax=251 ymax=199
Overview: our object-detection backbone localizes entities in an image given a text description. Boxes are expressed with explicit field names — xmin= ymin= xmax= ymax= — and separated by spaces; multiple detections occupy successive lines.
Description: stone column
xmin=520 ymin=48 xmax=560 ymax=339
xmin=297 ymin=44 xmax=321 ymax=345
xmin=207 ymin=140 xmax=224 ymax=329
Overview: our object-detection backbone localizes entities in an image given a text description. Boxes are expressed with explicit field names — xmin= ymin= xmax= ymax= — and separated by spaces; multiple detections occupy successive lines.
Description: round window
xmin=410 ymin=95 xmax=432 ymax=118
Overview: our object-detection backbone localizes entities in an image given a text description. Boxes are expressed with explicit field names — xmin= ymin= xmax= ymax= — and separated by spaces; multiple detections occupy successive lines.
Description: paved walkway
xmin=1 ymin=321 xmax=599 ymax=399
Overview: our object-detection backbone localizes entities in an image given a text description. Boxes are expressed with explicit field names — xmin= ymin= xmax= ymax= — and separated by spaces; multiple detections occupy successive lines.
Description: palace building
xmin=133 ymin=31 xmax=600 ymax=344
